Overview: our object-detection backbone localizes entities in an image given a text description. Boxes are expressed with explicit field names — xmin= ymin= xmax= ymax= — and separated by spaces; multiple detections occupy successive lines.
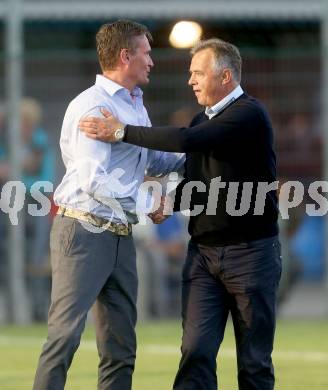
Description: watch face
xmin=115 ymin=128 xmax=124 ymax=140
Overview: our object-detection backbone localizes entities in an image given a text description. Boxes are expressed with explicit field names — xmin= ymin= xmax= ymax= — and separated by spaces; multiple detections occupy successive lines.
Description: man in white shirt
xmin=33 ymin=20 xmax=184 ymax=390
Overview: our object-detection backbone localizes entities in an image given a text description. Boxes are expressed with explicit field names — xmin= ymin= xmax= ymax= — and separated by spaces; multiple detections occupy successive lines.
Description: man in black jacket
xmin=79 ymin=38 xmax=281 ymax=390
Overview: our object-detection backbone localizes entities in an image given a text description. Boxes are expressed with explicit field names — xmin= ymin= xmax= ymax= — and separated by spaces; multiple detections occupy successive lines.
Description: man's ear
xmin=120 ymin=48 xmax=130 ymax=65
xmin=221 ymin=69 xmax=232 ymax=85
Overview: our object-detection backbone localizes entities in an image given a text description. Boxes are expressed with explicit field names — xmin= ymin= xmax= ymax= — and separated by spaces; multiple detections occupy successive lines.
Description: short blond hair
xmin=96 ymin=19 xmax=153 ymax=71
xmin=191 ymin=38 xmax=242 ymax=83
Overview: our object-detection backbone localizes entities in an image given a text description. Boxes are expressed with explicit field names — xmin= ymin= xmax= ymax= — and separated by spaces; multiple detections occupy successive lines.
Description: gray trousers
xmin=33 ymin=215 xmax=138 ymax=390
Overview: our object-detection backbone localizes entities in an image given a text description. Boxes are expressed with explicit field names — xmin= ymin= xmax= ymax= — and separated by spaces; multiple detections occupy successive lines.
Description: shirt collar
xmin=95 ymin=74 xmax=143 ymax=98
xmin=205 ymin=85 xmax=244 ymax=119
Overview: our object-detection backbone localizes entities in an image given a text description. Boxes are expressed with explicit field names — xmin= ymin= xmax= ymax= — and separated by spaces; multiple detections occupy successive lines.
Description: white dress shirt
xmin=54 ymin=75 xmax=185 ymax=224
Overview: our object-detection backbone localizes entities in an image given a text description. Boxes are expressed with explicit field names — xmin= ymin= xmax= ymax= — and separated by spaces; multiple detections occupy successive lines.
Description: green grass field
xmin=0 ymin=319 xmax=327 ymax=389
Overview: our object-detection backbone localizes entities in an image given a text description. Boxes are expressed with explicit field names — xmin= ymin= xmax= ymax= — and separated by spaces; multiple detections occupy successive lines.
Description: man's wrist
xmin=114 ymin=125 xmax=126 ymax=142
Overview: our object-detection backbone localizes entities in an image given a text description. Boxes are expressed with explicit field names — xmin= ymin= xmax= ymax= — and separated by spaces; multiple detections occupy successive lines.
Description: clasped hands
xmin=148 ymin=195 xmax=174 ymax=225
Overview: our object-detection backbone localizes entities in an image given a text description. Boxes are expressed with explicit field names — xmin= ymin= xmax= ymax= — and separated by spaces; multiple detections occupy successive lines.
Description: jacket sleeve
xmin=123 ymin=103 xmax=263 ymax=153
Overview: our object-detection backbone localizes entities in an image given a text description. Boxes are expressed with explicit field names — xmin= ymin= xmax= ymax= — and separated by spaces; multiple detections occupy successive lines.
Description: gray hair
xmin=190 ymin=38 xmax=242 ymax=83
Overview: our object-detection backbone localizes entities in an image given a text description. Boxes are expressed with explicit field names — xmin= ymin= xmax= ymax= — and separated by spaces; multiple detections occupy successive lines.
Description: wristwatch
xmin=114 ymin=126 xmax=126 ymax=142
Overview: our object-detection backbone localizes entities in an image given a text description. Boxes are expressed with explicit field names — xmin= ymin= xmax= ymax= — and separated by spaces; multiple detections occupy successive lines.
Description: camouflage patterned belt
xmin=57 ymin=206 xmax=132 ymax=236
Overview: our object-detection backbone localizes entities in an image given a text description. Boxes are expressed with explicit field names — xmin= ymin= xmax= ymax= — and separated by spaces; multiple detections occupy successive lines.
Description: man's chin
xmin=139 ymin=77 xmax=150 ymax=86
xmin=196 ymin=97 xmax=204 ymax=106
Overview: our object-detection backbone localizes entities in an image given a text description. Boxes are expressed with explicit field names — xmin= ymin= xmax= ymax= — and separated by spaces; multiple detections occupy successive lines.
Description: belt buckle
xmin=91 ymin=214 xmax=129 ymax=236
xmin=109 ymin=221 xmax=130 ymax=236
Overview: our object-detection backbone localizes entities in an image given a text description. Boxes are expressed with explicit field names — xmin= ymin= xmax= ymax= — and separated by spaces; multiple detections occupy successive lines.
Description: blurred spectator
xmin=277 ymin=113 xmax=322 ymax=181
xmin=152 ymin=213 xmax=186 ymax=317
xmin=290 ymin=214 xmax=325 ymax=281
xmin=0 ymin=98 xmax=55 ymax=321
xmin=134 ymin=212 xmax=187 ymax=319
xmin=275 ymin=112 xmax=323 ymax=296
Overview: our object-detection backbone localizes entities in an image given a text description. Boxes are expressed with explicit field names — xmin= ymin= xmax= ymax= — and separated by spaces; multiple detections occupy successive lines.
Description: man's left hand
xmin=78 ymin=108 xmax=124 ymax=143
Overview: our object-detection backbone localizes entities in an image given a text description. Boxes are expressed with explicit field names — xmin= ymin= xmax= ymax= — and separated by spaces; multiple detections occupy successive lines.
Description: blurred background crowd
xmin=0 ymin=0 xmax=327 ymax=323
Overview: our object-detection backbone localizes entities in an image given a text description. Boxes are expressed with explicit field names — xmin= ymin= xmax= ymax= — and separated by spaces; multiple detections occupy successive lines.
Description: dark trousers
xmin=33 ymin=215 xmax=138 ymax=390
xmin=173 ymin=236 xmax=282 ymax=390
